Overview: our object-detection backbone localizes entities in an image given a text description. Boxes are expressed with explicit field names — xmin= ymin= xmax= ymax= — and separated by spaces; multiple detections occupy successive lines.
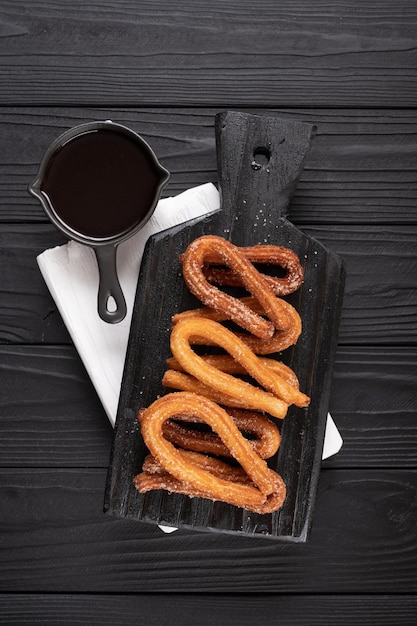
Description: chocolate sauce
xmin=41 ymin=128 xmax=162 ymax=239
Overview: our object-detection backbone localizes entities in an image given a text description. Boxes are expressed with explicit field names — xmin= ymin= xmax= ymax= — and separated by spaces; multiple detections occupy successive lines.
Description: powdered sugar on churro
xmin=133 ymin=235 xmax=309 ymax=514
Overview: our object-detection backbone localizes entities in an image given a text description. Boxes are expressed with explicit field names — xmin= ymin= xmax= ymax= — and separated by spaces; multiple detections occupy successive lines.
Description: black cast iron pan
xmin=105 ymin=111 xmax=345 ymax=541
xmin=29 ymin=120 xmax=170 ymax=324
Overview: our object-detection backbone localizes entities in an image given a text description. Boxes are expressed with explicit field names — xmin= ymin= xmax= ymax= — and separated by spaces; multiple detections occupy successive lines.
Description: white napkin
xmin=37 ymin=182 xmax=343 ymax=460
xmin=37 ymin=183 xmax=219 ymax=422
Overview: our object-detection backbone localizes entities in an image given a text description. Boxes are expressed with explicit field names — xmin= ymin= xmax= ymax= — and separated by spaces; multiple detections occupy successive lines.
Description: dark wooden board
xmin=1 ymin=594 xmax=417 ymax=626
xmin=2 ymin=467 xmax=417 ymax=593
xmin=2 ymin=107 xmax=417 ymax=226
xmin=105 ymin=111 xmax=345 ymax=540
xmin=0 ymin=1 xmax=416 ymax=107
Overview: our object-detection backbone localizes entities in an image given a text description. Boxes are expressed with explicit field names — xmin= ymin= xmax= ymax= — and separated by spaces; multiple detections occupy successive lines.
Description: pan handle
xmin=94 ymin=245 xmax=127 ymax=323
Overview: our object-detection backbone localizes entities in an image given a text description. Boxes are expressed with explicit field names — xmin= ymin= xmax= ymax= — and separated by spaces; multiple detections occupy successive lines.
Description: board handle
xmin=215 ymin=111 xmax=316 ymax=243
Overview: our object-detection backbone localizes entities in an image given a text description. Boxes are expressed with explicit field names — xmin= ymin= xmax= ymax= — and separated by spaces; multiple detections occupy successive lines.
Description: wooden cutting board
xmin=104 ymin=111 xmax=345 ymax=541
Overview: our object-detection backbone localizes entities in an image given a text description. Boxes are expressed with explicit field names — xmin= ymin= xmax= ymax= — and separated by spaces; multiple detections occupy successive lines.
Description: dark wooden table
xmin=1 ymin=1 xmax=416 ymax=624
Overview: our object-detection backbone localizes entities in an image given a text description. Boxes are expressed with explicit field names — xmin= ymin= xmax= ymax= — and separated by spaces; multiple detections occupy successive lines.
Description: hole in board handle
xmin=251 ymin=146 xmax=271 ymax=170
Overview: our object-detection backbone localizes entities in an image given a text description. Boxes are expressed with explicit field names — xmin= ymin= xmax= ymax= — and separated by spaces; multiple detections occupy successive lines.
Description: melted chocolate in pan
xmin=41 ymin=129 xmax=161 ymax=240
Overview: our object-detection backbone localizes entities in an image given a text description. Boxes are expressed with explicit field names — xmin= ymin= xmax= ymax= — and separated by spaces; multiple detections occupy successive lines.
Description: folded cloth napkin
xmin=37 ymin=183 xmax=219 ymax=421
xmin=37 ymin=183 xmax=342 ymax=461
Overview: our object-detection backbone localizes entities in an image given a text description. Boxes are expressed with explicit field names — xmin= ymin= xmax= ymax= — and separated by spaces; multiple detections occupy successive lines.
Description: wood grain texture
xmin=1 ymin=223 xmax=415 ymax=345
xmin=0 ymin=1 xmax=416 ymax=106
xmin=304 ymin=224 xmax=417 ymax=345
xmin=1 ymin=467 xmax=417 ymax=593
xmin=1 ymin=345 xmax=415 ymax=469
xmin=328 ymin=346 xmax=417 ymax=468
xmin=0 ymin=345 xmax=112 ymax=468
xmin=0 ymin=0 xmax=415 ymax=616
xmin=1 ymin=107 xmax=416 ymax=225
xmin=1 ymin=594 xmax=417 ymax=626
xmin=0 ymin=224 xmax=68 ymax=343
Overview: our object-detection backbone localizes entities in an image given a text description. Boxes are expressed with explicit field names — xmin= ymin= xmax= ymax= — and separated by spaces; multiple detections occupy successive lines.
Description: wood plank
xmin=328 ymin=346 xmax=417 ymax=468
xmin=0 ymin=594 xmax=416 ymax=625
xmin=303 ymin=224 xmax=417 ymax=345
xmin=0 ymin=345 xmax=415 ymax=469
xmin=0 ymin=467 xmax=416 ymax=593
xmin=0 ymin=345 xmax=112 ymax=467
xmin=1 ymin=107 xmax=417 ymax=225
xmin=1 ymin=223 xmax=416 ymax=344
xmin=0 ymin=1 xmax=416 ymax=107
xmin=0 ymin=224 xmax=68 ymax=343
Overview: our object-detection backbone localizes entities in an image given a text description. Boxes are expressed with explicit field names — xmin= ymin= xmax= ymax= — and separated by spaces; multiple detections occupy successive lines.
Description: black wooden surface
xmin=106 ymin=111 xmax=345 ymax=541
xmin=1 ymin=1 xmax=417 ymax=624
